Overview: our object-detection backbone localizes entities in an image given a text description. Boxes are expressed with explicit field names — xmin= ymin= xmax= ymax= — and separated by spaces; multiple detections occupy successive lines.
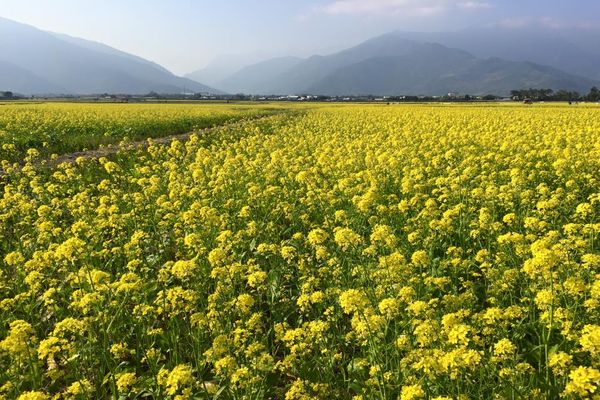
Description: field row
xmin=1 ymin=103 xmax=600 ymax=399
xmin=0 ymin=103 xmax=288 ymax=163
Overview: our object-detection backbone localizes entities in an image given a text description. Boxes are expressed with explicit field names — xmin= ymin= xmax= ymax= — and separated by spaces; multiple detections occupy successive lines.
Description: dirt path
xmin=50 ymin=114 xmax=275 ymax=165
xmin=1 ymin=114 xmax=279 ymax=176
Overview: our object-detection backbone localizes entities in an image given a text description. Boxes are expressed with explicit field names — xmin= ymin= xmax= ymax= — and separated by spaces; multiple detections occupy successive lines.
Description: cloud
xmin=498 ymin=16 xmax=570 ymax=30
xmin=495 ymin=17 xmax=532 ymax=29
xmin=458 ymin=1 xmax=493 ymax=9
xmin=495 ymin=16 xmax=597 ymax=30
xmin=318 ymin=0 xmax=492 ymax=16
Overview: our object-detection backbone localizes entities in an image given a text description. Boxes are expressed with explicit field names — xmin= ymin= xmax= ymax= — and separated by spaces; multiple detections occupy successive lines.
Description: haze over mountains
xmin=2 ymin=15 xmax=599 ymax=97
xmin=193 ymin=29 xmax=600 ymax=96
xmin=389 ymin=27 xmax=600 ymax=81
xmin=185 ymin=51 xmax=274 ymax=89
xmin=0 ymin=17 xmax=220 ymax=95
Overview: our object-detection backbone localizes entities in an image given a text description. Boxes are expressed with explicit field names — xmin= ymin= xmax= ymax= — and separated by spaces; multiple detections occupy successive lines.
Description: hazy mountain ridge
xmin=3 ymin=15 xmax=598 ymax=97
xmin=51 ymin=32 xmax=173 ymax=75
xmin=203 ymin=33 xmax=600 ymax=96
xmin=386 ymin=28 xmax=600 ymax=81
xmin=307 ymin=45 xmax=599 ymax=96
xmin=184 ymin=52 xmax=273 ymax=87
xmin=216 ymin=57 xmax=303 ymax=94
xmin=0 ymin=17 xmax=221 ymax=95
xmin=0 ymin=60 xmax=65 ymax=94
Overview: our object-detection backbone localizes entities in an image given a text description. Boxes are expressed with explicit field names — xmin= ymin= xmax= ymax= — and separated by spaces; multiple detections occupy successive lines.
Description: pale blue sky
xmin=2 ymin=0 xmax=598 ymax=74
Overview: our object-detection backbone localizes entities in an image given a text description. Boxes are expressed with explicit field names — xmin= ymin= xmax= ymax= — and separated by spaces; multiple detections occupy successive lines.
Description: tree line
xmin=510 ymin=87 xmax=600 ymax=102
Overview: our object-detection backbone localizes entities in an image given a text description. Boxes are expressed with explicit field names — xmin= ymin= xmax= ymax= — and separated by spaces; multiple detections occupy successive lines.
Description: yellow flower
xmin=116 ymin=372 xmax=137 ymax=393
xmin=214 ymin=355 xmax=237 ymax=377
xmin=247 ymin=270 xmax=267 ymax=288
xmin=158 ymin=364 xmax=195 ymax=396
xmin=113 ymin=272 xmax=142 ymax=293
xmin=3 ymin=251 xmax=25 ymax=266
xmin=378 ymin=298 xmax=400 ymax=318
xmin=333 ymin=227 xmax=362 ymax=250
xmin=564 ymin=366 xmax=600 ymax=397
xmin=64 ymin=379 xmax=93 ymax=397
xmin=0 ymin=320 xmax=37 ymax=357
xmin=411 ymin=250 xmax=429 ymax=267
xmin=236 ymin=293 xmax=255 ymax=314
xmin=339 ymin=289 xmax=369 ymax=314
xmin=548 ymin=352 xmax=572 ymax=376
xmin=110 ymin=342 xmax=134 ymax=359
xmin=171 ymin=259 xmax=198 ymax=280
xmin=208 ymin=247 xmax=228 ymax=267
xmin=307 ymin=228 xmax=328 ymax=247
xmin=580 ymin=325 xmax=600 ymax=356
xmin=494 ymin=338 xmax=516 ymax=359
xmin=16 ymin=391 xmax=49 ymax=400
xmin=103 ymin=161 xmax=120 ymax=174
xmin=370 ymin=224 xmax=397 ymax=248
xmin=280 ymin=246 xmax=296 ymax=261
xmin=399 ymin=384 xmax=425 ymax=400
xmin=37 ymin=336 xmax=67 ymax=362
xmin=52 ymin=317 xmax=86 ymax=338
xmin=447 ymin=324 xmax=471 ymax=346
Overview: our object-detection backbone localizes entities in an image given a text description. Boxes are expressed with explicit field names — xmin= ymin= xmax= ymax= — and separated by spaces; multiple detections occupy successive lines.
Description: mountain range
xmin=184 ymin=51 xmax=274 ymax=89
xmin=388 ymin=27 xmax=600 ymax=81
xmin=195 ymin=30 xmax=600 ymax=96
xmin=2 ymin=15 xmax=599 ymax=97
xmin=0 ymin=17 xmax=220 ymax=95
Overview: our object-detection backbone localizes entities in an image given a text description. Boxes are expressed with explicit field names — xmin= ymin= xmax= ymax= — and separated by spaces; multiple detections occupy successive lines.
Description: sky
xmin=1 ymin=0 xmax=599 ymax=75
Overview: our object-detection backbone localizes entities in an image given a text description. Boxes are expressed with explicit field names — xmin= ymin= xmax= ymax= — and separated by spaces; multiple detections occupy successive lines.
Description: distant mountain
xmin=0 ymin=17 xmax=221 ymax=95
xmin=307 ymin=45 xmax=598 ymax=96
xmin=216 ymin=57 xmax=303 ymax=94
xmin=215 ymin=34 xmax=600 ymax=96
xmin=0 ymin=60 xmax=64 ymax=94
xmin=260 ymin=36 xmax=431 ymax=94
xmin=185 ymin=52 xmax=272 ymax=87
xmin=386 ymin=28 xmax=600 ymax=81
xmin=51 ymin=32 xmax=173 ymax=75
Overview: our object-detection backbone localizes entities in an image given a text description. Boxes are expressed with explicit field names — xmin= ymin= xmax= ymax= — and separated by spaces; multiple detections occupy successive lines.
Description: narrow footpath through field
xmin=0 ymin=113 xmax=286 ymax=176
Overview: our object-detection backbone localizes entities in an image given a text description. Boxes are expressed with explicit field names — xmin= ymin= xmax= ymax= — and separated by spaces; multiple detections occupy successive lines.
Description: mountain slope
xmin=51 ymin=32 xmax=172 ymax=75
xmin=0 ymin=17 xmax=221 ymax=95
xmin=216 ymin=57 xmax=302 ymax=94
xmin=0 ymin=60 xmax=64 ymax=94
xmin=307 ymin=45 xmax=599 ymax=96
xmin=185 ymin=52 xmax=271 ymax=87
xmin=218 ymin=34 xmax=600 ymax=96
xmin=261 ymin=37 xmax=427 ymax=94
xmin=386 ymin=29 xmax=600 ymax=81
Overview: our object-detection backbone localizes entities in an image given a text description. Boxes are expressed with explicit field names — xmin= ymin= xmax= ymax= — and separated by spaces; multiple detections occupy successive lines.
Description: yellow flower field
xmin=0 ymin=102 xmax=282 ymax=162
xmin=1 ymin=102 xmax=599 ymax=399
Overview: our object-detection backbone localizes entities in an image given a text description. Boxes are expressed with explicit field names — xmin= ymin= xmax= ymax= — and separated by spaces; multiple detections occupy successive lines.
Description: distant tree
xmin=587 ymin=86 xmax=600 ymax=102
xmin=554 ymin=90 xmax=581 ymax=101
xmin=482 ymin=94 xmax=498 ymax=101
xmin=510 ymin=90 xmax=524 ymax=100
xmin=1 ymin=91 xmax=13 ymax=99
xmin=511 ymin=88 xmax=557 ymax=101
xmin=539 ymin=88 xmax=554 ymax=100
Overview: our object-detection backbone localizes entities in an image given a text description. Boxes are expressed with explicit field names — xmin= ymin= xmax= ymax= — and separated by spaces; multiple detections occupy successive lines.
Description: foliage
xmin=0 ymin=103 xmax=281 ymax=162
xmin=0 ymin=103 xmax=599 ymax=399
xmin=510 ymin=87 xmax=600 ymax=102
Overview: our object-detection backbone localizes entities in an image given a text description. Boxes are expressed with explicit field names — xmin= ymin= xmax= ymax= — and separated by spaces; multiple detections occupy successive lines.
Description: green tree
xmin=587 ymin=86 xmax=600 ymax=102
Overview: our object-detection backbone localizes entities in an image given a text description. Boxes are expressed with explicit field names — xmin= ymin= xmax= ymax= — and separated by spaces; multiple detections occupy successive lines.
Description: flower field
xmin=1 ymin=102 xmax=600 ymax=399
xmin=0 ymin=103 xmax=280 ymax=162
